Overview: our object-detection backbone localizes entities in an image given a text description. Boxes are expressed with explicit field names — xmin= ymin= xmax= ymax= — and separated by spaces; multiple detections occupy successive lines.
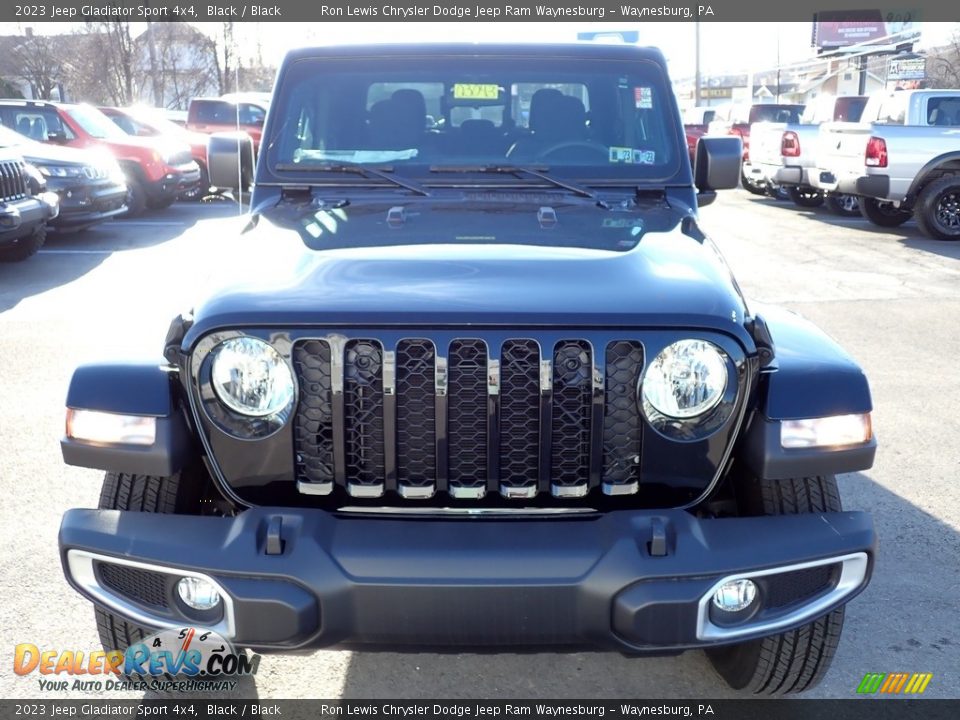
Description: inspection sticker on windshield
xmin=634 ymin=87 xmax=653 ymax=109
xmin=610 ymin=147 xmax=656 ymax=165
xmin=453 ymin=83 xmax=499 ymax=100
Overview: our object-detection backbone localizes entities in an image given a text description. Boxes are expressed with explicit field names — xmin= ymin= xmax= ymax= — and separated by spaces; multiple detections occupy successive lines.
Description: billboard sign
xmin=813 ymin=9 xmax=919 ymax=50
xmin=887 ymin=56 xmax=926 ymax=80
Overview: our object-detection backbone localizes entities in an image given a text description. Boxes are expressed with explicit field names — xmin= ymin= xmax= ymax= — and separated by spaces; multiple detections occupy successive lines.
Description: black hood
xmin=184 ymin=194 xmax=751 ymax=348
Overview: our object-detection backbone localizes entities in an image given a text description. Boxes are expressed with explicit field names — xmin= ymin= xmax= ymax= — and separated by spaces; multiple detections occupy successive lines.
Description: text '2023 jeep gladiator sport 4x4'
xmin=58 ymin=44 xmax=877 ymax=695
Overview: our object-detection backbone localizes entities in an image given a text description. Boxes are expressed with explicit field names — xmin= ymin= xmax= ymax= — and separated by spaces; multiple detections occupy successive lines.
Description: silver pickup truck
xmin=813 ymin=89 xmax=960 ymax=239
xmin=750 ymin=95 xmax=868 ymax=216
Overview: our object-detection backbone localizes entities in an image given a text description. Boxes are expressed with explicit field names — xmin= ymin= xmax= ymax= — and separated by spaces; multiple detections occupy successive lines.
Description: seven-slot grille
xmin=0 ymin=160 xmax=28 ymax=202
xmin=294 ymin=336 xmax=644 ymax=500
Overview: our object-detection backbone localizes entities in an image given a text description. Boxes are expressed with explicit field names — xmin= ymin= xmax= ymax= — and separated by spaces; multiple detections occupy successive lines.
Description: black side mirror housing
xmin=695 ymin=136 xmax=742 ymax=207
xmin=46 ymin=130 xmax=67 ymax=144
xmin=207 ymin=131 xmax=255 ymax=191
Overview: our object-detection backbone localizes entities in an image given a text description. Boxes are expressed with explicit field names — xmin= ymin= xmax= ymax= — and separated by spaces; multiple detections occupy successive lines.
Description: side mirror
xmin=694 ymin=136 xmax=742 ymax=206
xmin=47 ymin=130 xmax=67 ymax=144
xmin=207 ymin=131 xmax=255 ymax=191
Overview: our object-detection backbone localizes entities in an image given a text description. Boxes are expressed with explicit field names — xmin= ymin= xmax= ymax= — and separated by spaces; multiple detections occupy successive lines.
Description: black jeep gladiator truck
xmin=58 ymin=44 xmax=877 ymax=694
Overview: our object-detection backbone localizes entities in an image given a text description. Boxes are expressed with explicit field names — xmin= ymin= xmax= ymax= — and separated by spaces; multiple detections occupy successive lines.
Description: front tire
xmin=859 ymin=197 xmax=910 ymax=228
xmin=787 ymin=187 xmax=825 ymax=208
xmin=0 ymin=223 xmax=46 ymax=262
xmin=94 ymin=470 xmax=204 ymax=654
xmin=707 ymin=475 xmax=846 ymax=695
xmin=914 ymin=175 xmax=960 ymax=241
xmin=122 ymin=179 xmax=147 ymax=218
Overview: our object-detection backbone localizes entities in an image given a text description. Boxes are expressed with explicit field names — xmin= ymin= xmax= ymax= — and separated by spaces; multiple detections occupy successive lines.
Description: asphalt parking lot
xmin=2 ymin=190 xmax=958 ymax=700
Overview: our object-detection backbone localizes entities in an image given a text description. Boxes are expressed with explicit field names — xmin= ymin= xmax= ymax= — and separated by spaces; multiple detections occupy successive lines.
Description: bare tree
xmin=9 ymin=34 xmax=65 ymax=99
xmin=214 ymin=22 xmax=236 ymax=95
xmin=925 ymin=31 xmax=960 ymax=88
xmin=84 ymin=21 xmax=138 ymax=105
xmin=148 ymin=23 xmax=220 ymax=108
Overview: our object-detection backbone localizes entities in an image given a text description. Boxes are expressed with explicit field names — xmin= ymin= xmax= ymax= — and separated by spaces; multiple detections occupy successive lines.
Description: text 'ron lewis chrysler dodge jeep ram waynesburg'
xmin=58 ymin=44 xmax=878 ymax=695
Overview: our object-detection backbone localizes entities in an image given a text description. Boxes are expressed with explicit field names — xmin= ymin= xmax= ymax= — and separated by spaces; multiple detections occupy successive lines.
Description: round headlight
xmin=210 ymin=337 xmax=294 ymax=417
xmin=641 ymin=340 xmax=728 ymax=419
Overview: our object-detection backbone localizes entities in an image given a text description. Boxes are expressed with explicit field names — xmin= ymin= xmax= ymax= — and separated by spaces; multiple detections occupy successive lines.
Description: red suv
xmin=100 ymin=106 xmax=211 ymax=200
xmin=185 ymin=96 xmax=268 ymax=154
xmin=0 ymin=100 xmax=200 ymax=215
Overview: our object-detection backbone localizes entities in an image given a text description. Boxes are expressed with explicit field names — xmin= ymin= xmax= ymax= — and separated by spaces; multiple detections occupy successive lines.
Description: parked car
xmin=99 ymin=106 xmax=211 ymax=200
xmin=59 ymin=43 xmax=877 ymax=695
xmin=0 ymin=124 xmax=127 ymax=231
xmin=707 ymin=103 xmax=806 ymax=195
xmin=814 ymin=89 xmax=960 ymax=239
xmin=0 ymin=100 xmax=199 ymax=216
xmin=749 ymin=95 xmax=869 ymax=215
xmin=0 ymin=148 xmax=59 ymax=261
xmin=682 ymin=106 xmax=718 ymax=163
xmin=185 ymin=96 xmax=268 ymax=154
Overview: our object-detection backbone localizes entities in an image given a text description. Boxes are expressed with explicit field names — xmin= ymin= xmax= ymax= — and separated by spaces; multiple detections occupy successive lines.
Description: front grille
xmin=0 ymin=160 xmax=28 ymax=202
xmin=97 ymin=563 xmax=169 ymax=609
xmin=294 ymin=336 xmax=646 ymax=500
xmin=763 ymin=565 xmax=837 ymax=609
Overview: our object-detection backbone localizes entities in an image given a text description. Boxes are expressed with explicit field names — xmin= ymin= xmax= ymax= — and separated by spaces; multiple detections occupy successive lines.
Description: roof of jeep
xmin=281 ymin=43 xmax=668 ymax=64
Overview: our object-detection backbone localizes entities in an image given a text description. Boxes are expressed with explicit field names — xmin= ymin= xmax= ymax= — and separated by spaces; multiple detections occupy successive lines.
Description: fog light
xmin=176 ymin=577 xmax=222 ymax=611
xmin=712 ymin=578 xmax=757 ymax=613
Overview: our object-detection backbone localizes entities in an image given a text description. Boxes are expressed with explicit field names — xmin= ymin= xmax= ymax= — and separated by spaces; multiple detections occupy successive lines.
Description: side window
xmin=12 ymin=110 xmax=71 ymax=141
xmin=239 ymin=103 xmax=266 ymax=126
xmin=111 ymin=115 xmax=137 ymax=135
xmin=194 ymin=101 xmax=233 ymax=124
xmin=927 ymin=97 xmax=960 ymax=127
xmin=875 ymin=95 xmax=906 ymax=125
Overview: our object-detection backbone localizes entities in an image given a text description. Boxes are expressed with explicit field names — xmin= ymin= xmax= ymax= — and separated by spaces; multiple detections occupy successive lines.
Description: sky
xmin=4 ymin=20 xmax=958 ymax=79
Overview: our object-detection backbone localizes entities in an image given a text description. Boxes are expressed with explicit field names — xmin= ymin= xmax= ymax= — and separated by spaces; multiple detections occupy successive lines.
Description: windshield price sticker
xmin=453 ymin=84 xmax=500 ymax=100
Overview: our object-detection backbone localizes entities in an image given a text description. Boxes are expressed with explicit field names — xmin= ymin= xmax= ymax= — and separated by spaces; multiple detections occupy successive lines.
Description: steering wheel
xmin=536 ymin=141 xmax=610 ymax=162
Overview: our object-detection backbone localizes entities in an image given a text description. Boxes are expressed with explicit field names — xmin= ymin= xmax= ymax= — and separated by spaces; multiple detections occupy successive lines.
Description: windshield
xmin=268 ymin=54 xmax=682 ymax=182
xmin=65 ymin=105 xmax=129 ymax=140
xmin=0 ymin=124 xmax=30 ymax=148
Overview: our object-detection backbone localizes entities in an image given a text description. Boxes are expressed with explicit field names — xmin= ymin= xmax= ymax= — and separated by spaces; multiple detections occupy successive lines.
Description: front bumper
xmin=60 ymin=506 xmax=875 ymax=653
xmin=146 ymin=161 xmax=202 ymax=201
xmin=0 ymin=194 xmax=56 ymax=245
xmin=51 ymin=181 xmax=128 ymax=228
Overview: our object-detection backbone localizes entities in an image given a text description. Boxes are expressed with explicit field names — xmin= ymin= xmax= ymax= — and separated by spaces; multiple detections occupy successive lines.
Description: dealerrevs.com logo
xmin=14 ymin=627 xmax=260 ymax=693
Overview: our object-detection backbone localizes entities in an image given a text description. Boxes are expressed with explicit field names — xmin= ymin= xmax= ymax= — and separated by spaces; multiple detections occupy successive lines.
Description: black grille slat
xmin=97 ymin=563 xmax=169 ymax=609
xmin=447 ymin=339 xmax=488 ymax=494
xmin=603 ymin=341 xmax=645 ymax=492
xmin=293 ymin=340 xmax=335 ymax=492
xmin=0 ymin=161 xmax=24 ymax=201
xmin=396 ymin=339 xmax=437 ymax=493
xmin=499 ymin=340 xmax=541 ymax=494
xmin=344 ymin=340 xmax=385 ymax=490
xmin=292 ymin=334 xmax=654 ymax=502
xmin=551 ymin=341 xmax=593 ymax=492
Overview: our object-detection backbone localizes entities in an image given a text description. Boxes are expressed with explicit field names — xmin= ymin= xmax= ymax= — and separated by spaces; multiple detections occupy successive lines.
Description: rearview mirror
xmin=694 ymin=136 xmax=742 ymax=207
xmin=207 ymin=131 xmax=255 ymax=191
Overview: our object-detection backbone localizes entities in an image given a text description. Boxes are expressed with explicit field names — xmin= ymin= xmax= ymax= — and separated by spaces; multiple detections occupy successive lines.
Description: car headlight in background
xmin=35 ymin=164 xmax=84 ymax=178
xmin=641 ymin=339 xmax=728 ymax=419
xmin=210 ymin=337 xmax=294 ymax=418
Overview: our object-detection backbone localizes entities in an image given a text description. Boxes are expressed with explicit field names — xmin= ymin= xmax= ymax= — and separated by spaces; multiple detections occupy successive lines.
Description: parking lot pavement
xmin=2 ymin=192 xmax=958 ymax=700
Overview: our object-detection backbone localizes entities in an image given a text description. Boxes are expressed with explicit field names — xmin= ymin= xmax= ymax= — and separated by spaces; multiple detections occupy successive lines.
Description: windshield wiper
xmin=274 ymin=162 xmax=430 ymax=197
xmin=429 ymin=164 xmax=608 ymax=207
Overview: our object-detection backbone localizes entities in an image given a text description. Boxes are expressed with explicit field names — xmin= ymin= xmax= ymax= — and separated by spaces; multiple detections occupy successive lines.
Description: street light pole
xmin=695 ymin=22 xmax=701 ymax=105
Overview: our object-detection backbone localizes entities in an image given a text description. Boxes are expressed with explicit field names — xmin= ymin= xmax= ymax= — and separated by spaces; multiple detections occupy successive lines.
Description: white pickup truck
xmin=749 ymin=95 xmax=868 ymax=216
xmin=812 ymin=89 xmax=960 ymax=239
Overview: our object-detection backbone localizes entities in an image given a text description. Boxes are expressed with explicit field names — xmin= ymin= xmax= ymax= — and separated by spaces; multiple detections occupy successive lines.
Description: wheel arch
xmin=906 ymin=152 xmax=960 ymax=201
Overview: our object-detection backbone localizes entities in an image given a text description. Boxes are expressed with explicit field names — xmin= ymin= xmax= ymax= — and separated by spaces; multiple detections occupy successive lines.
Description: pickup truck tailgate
xmin=817 ymin=122 xmax=871 ymax=178
xmin=749 ymin=122 xmax=787 ymax=167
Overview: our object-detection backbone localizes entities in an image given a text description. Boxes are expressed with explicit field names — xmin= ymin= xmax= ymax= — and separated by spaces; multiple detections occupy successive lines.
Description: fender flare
xmin=743 ymin=304 xmax=876 ymax=480
xmin=906 ymin=151 xmax=960 ymax=200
